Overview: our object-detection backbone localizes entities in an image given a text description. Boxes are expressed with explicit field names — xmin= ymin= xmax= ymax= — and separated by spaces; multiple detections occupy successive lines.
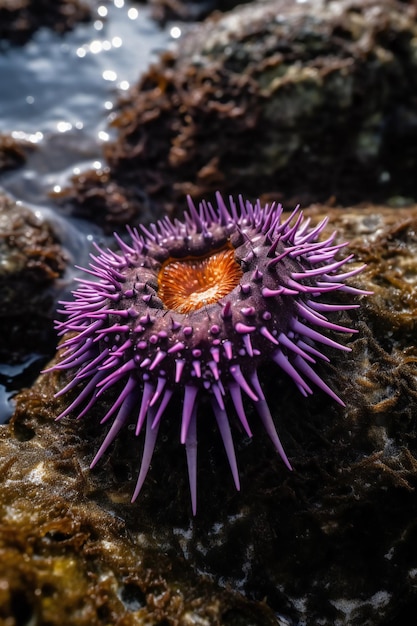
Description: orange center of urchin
xmin=158 ymin=244 xmax=243 ymax=313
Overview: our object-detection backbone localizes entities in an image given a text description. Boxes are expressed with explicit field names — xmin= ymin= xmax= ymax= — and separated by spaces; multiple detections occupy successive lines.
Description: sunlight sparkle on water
xmin=11 ymin=130 xmax=44 ymax=144
xmin=90 ymin=40 xmax=104 ymax=54
xmin=114 ymin=0 xmax=125 ymax=7
xmin=98 ymin=5 xmax=108 ymax=17
xmin=77 ymin=38 xmax=115 ymax=56
xmin=119 ymin=80 xmax=130 ymax=90
xmin=128 ymin=8 xmax=139 ymax=20
xmin=56 ymin=121 xmax=72 ymax=133
xmin=103 ymin=70 xmax=118 ymax=81
xmin=170 ymin=26 xmax=182 ymax=39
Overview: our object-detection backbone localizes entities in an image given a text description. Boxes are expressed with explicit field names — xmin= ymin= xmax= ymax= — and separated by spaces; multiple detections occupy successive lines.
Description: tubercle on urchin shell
xmin=48 ymin=192 xmax=369 ymax=514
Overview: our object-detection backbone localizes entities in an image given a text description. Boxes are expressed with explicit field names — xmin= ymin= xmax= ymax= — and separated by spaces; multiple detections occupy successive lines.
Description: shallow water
xmin=0 ymin=0 xmax=179 ymax=422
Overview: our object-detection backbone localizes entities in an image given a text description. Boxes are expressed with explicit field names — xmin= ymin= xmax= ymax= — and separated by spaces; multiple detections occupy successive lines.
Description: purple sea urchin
xmin=51 ymin=193 xmax=367 ymax=513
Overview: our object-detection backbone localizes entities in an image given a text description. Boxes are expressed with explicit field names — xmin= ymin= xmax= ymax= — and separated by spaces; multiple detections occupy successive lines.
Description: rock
xmin=3 ymin=203 xmax=417 ymax=625
xmin=0 ymin=133 xmax=32 ymax=173
xmin=61 ymin=0 xmax=417 ymax=229
xmin=0 ymin=191 xmax=67 ymax=365
xmin=0 ymin=0 xmax=91 ymax=45
xmin=1 ymin=381 xmax=278 ymax=624
xmin=148 ymin=0 xmax=249 ymax=24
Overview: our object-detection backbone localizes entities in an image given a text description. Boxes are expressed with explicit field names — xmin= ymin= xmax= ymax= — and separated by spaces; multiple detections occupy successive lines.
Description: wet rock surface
xmin=62 ymin=0 xmax=417 ymax=229
xmin=0 ymin=0 xmax=91 ymax=45
xmin=1 ymin=204 xmax=416 ymax=625
xmin=0 ymin=134 xmax=32 ymax=173
xmin=0 ymin=191 xmax=67 ymax=363
xmin=2 ymin=380 xmax=278 ymax=625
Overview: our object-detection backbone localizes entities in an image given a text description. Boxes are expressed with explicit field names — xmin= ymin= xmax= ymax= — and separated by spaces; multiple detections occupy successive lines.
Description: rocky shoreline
xmin=1 ymin=1 xmax=417 ymax=625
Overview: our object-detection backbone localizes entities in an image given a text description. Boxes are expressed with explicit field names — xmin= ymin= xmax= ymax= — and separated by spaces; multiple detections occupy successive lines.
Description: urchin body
xmin=52 ymin=193 xmax=366 ymax=513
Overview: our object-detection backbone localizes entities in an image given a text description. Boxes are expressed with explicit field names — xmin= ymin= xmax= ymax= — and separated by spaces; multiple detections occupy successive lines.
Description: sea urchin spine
xmin=50 ymin=193 xmax=367 ymax=513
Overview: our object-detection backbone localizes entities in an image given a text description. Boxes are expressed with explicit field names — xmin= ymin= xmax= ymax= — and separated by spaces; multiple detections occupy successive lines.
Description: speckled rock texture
xmin=0 ymin=192 xmax=67 ymax=362
xmin=0 ymin=0 xmax=91 ymax=45
xmin=62 ymin=0 xmax=417 ymax=230
xmin=1 ymin=204 xmax=417 ymax=626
